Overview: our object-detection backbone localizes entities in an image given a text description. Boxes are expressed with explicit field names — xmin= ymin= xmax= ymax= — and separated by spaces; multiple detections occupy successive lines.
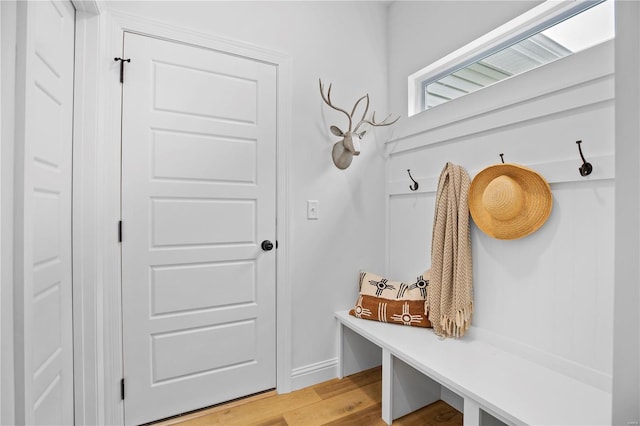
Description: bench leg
xmin=382 ymin=348 xmax=441 ymax=425
xmin=382 ymin=349 xmax=393 ymax=425
xmin=464 ymin=397 xmax=481 ymax=426
xmin=337 ymin=322 xmax=345 ymax=379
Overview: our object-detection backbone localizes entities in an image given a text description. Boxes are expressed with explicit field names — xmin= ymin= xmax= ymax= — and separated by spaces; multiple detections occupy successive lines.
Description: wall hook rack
xmin=499 ymin=153 xmax=505 ymax=164
xmin=407 ymin=169 xmax=419 ymax=191
xmin=576 ymin=140 xmax=593 ymax=176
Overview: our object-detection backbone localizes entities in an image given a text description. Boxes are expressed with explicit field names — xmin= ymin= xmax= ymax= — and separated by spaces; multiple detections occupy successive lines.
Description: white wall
xmin=103 ymin=1 xmax=390 ymax=388
xmin=386 ymin=1 xmax=614 ymax=394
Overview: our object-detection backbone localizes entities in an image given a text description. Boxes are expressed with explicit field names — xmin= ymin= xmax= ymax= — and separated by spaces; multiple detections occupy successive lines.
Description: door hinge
xmin=118 ymin=221 xmax=122 ymax=243
xmin=114 ymin=57 xmax=131 ymax=84
xmin=121 ymin=378 xmax=125 ymax=400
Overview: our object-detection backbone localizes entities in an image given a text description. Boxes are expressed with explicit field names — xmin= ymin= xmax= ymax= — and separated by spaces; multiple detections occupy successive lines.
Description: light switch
xmin=307 ymin=200 xmax=319 ymax=220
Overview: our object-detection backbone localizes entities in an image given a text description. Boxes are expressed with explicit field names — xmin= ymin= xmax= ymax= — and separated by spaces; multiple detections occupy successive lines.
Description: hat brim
xmin=468 ymin=163 xmax=552 ymax=240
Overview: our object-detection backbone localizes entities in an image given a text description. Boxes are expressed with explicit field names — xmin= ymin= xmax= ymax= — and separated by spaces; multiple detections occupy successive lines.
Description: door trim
xmin=73 ymin=9 xmax=292 ymax=425
xmin=1 ymin=2 xmax=17 ymax=425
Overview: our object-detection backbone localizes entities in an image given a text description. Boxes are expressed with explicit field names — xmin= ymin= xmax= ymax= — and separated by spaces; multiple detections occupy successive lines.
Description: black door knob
xmin=261 ymin=240 xmax=274 ymax=251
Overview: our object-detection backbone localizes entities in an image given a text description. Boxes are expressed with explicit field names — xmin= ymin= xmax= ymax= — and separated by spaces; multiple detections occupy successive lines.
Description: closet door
xmin=14 ymin=1 xmax=75 ymax=424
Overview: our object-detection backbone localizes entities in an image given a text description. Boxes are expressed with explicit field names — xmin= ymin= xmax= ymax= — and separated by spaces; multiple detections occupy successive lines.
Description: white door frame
xmin=0 ymin=3 xmax=17 ymax=425
xmin=73 ymin=7 xmax=292 ymax=425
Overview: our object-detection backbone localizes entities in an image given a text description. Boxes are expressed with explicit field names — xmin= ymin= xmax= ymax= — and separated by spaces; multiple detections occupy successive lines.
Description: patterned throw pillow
xmin=349 ymin=271 xmax=432 ymax=328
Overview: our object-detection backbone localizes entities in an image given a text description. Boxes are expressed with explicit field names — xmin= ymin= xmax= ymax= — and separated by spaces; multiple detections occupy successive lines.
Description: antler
xmin=319 ymin=79 xmax=352 ymax=132
xmin=354 ymin=111 xmax=400 ymax=133
xmin=351 ymin=94 xmax=369 ymax=127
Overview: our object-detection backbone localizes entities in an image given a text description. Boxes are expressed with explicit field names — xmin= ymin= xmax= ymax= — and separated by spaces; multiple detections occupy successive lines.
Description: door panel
xmin=152 ymin=320 xmax=257 ymax=382
xmin=152 ymin=130 xmax=257 ymax=183
xmin=151 ymin=198 xmax=256 ymax=246
xmin=153 ymin=61 xmax=258 ymax=123
xmin=151 ymin=260 xmax=256 ymax=315
xmin=15 ymin=1 xmax=75 ymax=424
xmin=121 ymin=32 xmax=277 ymax=425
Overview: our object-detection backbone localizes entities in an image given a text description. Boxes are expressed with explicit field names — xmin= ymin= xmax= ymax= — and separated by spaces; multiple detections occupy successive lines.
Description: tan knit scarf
xmin=427 ymin=162 xmax=473 ymax=338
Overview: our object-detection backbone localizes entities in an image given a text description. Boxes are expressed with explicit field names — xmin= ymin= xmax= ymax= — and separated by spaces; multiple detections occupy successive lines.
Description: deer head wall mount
xmin=319 ymin=79 xmax=399 ymax=170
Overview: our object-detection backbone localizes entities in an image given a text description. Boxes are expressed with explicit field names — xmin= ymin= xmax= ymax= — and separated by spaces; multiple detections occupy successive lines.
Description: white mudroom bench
xmin=335 ymin=310 xmax=611 ymax=426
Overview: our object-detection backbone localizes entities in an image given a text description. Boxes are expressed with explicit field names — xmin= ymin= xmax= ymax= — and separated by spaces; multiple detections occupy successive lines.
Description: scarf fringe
xmin=425 ymin=302 xmax=474 ymax=338
xmin=425 ymin=300 xmax=473 ymax=338
xmin=437 ymin=304 xmax=473 ymax=338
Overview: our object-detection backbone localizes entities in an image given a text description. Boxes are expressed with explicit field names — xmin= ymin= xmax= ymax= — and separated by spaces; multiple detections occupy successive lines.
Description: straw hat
xmin=468 ymin=163 xmax=552 ymax=240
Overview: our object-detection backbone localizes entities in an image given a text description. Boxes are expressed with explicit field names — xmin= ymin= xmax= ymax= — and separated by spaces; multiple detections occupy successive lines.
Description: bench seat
xmin=335 ymin=310 xmax=611 ymax=425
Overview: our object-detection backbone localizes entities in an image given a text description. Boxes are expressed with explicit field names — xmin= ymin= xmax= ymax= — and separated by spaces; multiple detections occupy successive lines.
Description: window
xmin=409 ymin=0 xmax=614 ymax=115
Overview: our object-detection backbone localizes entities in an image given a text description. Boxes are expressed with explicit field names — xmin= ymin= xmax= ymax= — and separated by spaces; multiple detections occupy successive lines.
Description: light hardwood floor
xmin=151 ymin=367 xmax=463 ymax=426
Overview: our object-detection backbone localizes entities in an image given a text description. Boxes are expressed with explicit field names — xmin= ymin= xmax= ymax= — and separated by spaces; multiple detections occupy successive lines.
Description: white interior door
xmin=14 ymin=1 xmax=75 ymax=424
xmin=121 ymin=32 xmax=277 ymax=425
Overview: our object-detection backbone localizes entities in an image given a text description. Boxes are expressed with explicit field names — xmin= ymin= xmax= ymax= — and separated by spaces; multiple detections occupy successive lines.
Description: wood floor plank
xmin=282 ymin=381 xmax=382 ymax=426
xmin=393 ymin=400 xmax=463 ymax=426
xmin=321 ymin=399 xmax=462 ymax=426
xmin=321 ymin=402 xmax=387 ymax=426
xmin=151 ymin=391 xmax=277 ymax=425
xmin=250 ymin=416 xmax=289 ymax=426
xmin=313 ymin=367 xmax=382 ymax=400
xmin=181 ymin=387 xmax=322 ymax=426
xmin=150 ymin=367 xmax=463 ymax=426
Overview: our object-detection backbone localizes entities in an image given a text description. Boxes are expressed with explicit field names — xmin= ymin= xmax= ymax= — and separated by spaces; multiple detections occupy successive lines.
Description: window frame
xmin=408 ymin=0 xmax=607 ymax=116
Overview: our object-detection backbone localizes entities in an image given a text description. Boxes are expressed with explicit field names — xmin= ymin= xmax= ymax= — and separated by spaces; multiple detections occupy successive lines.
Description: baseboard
xmin=290 ymin=358 xmax=339 ymax=391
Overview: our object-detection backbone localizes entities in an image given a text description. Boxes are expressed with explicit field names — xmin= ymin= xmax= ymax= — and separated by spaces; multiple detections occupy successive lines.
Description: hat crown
xmin=481 ymin=175 xmax=524 ymax=221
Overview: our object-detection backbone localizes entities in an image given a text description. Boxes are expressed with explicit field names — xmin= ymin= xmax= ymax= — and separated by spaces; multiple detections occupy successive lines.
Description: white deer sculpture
xmin=319 ymin=79 xmax=399 ymax=169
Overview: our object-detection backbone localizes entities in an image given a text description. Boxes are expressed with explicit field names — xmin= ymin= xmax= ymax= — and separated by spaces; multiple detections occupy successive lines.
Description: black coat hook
xmin=499 ymin=153 xmax=505 ymax=164
xmin=576 ymin=140 xmax=593 ymax=176
xmin=407 ymin=169 xmax=419 ymax=191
